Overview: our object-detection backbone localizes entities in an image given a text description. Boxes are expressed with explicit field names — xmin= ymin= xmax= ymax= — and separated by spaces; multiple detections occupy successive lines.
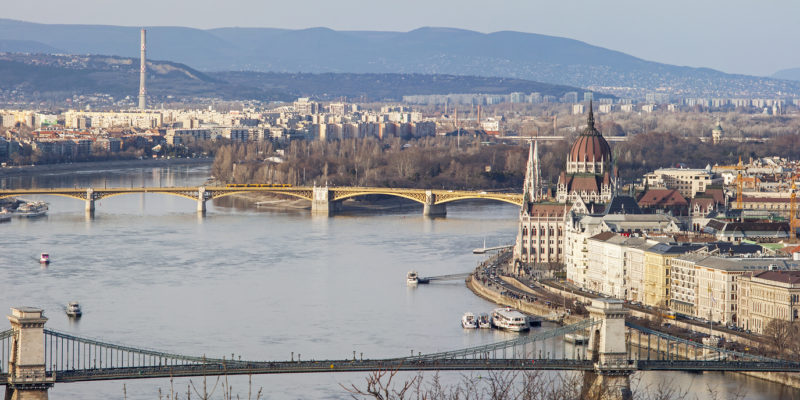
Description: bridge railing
xmin=625 ymin=321 xmax=787 ymax=363
xmin=43 ymin=329 xmax=228 ymax=372
xmin=406 ymin=318 xmax=599 ymax=362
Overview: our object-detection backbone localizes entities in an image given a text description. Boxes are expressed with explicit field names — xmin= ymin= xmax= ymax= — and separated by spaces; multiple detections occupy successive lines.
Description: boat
xmin=491 ymin=307 xmax=530 ymax=332
xmin=16 ymin=201 xmax=48 ymax=218
xmin=406 ymin=270 xmax=419 ymax=286
xmin=39 ymin=253 xmax=50 ymax=264
xmin=66 ymin=302 xmax=82 ymax=318
xmin=461 ymin=312 xmax=478 ymax=329
xmin=0 ymin=208 xmax=11 ymax=222
xmin=478 ymin=313 xmax=492 ymax=329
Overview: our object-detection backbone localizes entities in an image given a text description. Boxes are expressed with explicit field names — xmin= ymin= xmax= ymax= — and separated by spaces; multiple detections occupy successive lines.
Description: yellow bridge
xmin=0 ymin=186 xmax=523 ymax=216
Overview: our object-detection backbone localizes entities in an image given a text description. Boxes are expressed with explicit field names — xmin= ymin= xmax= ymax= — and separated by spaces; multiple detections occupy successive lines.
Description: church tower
xmin=522 ymin=140 xmax=542 ymax=203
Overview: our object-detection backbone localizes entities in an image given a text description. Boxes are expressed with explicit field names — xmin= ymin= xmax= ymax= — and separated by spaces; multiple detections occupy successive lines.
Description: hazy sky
xmin=5 ymin=0 xmax=798 ymax=76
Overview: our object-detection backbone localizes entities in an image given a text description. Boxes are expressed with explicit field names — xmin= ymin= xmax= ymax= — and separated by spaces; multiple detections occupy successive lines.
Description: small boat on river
xmin=461 ymin=312 xmax=478 ymax=329
xmin=478 ymin=313 xmax=492 ymax=329
xmin=39 ymin=253 xmax=50 ymax=264
xmin=66 ymin=302 xmax=82 ymax=318
xmin=406 ymin=270 xmax=419 ymax=286
xmin=0 ymin=208 xmax=11 ymax=223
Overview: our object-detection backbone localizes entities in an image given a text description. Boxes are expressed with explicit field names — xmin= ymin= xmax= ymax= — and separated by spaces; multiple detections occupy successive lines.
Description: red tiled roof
xmin=753 ymin=270 xmax=800 ymax=284
xmin=528 ymin=204 xmax=566 ymax=218
xmin=638 ymin=189 xmax=688 ymax=207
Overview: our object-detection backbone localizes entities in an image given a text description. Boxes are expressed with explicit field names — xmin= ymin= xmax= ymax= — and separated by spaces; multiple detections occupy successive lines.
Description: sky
xmin=4 ymin=0 xmax=798 ymax=76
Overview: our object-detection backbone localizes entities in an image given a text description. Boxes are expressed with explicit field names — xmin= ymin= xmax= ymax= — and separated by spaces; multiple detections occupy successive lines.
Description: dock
xmin=417 ymin=272 xmax=471 ymax=284
xmin=472 ymin=244 xmax=513 ymax=254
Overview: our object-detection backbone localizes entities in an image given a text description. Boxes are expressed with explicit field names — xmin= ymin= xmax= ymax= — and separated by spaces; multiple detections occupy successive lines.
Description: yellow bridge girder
xmin=0 ymin=186 xmax=523 ymax=206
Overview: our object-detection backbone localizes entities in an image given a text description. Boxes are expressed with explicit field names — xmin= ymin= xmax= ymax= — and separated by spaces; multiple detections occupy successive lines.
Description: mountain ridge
xmin=1 ymin=18 xmax=799 ymax=98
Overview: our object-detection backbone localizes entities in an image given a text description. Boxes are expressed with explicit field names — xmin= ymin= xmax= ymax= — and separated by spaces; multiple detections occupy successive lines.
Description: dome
xmin=567 ymin=103 xmax=612 ymax=166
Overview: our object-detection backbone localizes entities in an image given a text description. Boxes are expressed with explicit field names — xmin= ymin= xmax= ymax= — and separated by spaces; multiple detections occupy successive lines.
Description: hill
xmin=0 ymin=53 xmax=588 ymax=103
xmin=772 ymin=67 xmax=800 ymax=82
xmin=0 ymin=19 xmax=798 ymax=98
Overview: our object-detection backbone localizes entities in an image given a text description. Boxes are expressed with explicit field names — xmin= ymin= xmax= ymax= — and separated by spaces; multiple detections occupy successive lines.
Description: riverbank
xmin=0 ymin=157 xmax=213 ymax=178
xmin=466 ymin=251 xmax=800 ymax=389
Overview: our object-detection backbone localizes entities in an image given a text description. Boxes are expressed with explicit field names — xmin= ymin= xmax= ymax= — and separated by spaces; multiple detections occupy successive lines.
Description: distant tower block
xmin=138 ymin=28 xmax=147 ymax=110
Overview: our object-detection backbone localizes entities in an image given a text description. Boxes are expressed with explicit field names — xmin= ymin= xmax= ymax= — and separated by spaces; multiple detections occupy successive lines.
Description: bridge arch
xmin=0 ymin=193 xmax=87 ymax=201
xmin=329 ymin=191 xmax=426 ymax=204
xmin=433 ymin=195 xmax=522 ymax=206
xmin=209 ymin=190 xmax=313 ymax=202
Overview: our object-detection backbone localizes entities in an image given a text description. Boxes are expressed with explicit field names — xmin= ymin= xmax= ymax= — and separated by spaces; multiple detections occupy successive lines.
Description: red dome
xmin=568 ymin=104 xmax=611 ymax=163
xmin=569 ymin=133 xmax=611 ymax=163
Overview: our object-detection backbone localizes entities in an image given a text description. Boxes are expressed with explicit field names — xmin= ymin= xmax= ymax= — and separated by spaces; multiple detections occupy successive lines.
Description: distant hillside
xmin=0 ymin=19 xmax=798 ymax=98
xmin=773 ymin=68 xmax=800 ymax=82
xmin=213 ymin=71 xmax=584 ymax=102
xmin=0 ymin=53 xmax=589 ymax=102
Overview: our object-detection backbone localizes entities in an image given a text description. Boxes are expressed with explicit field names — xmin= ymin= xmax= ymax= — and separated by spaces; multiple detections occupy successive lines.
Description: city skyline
xmin=2 ymin=0 xmax=799 ymax=77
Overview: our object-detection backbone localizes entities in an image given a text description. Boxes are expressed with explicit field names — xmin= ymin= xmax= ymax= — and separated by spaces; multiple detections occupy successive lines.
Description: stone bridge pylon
xmin=584 ymin=299 xmax=633 ymax=400
xmin=4 ymin=307 xmax=54 ymax=400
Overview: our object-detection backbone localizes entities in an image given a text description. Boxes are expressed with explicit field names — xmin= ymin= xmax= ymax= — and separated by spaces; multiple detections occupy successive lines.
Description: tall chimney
xmin=138 ymin=29 xmax=146 ymax=110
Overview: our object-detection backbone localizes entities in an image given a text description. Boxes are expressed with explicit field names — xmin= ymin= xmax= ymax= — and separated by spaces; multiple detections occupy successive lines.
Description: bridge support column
xmin=5 ymin=307 xmax=54 ymax=400
xmin=423 ymin=191 xmax=446 ymax=217
xmin=197 ymin=187 xmax=207 ymax=214
xmin=311 ymin=186 xmax=340 ymax=216
xmin=584 ymin=299 xmax=633 ymax=400
xmin=85 ymin=189 xmax=95 ymax=216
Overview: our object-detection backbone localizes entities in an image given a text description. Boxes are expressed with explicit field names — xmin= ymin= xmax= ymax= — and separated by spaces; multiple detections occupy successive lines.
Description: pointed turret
xmin=523 ymin=140 xmax=542 ymax=203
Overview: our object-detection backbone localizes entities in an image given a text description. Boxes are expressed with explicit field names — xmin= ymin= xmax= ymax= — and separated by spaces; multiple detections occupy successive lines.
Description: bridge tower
xmin=584 ymin=299 xmax=633 ymax=400
xmin=311 ymin=186 xmax=341 ymax=216
xmin=5 ymin=307 xmax=54 ymax=400
xmin=423 ymin=190 xmax=447 ymax=217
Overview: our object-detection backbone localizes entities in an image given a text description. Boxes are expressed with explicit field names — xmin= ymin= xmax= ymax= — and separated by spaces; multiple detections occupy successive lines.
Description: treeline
xmin=614 ymin=131 xmax=800 ymax=180
xmin=214 ymin=132 xmax=800 ymax=190
xmin=212 ymin=137 xmax=540 ymax=190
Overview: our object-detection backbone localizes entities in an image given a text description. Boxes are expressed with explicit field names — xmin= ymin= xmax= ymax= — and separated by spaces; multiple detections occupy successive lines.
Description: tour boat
xmin=39 ymin=253 xmax=50 ymax=264
xmin=406 ymin=270 xmax=419 ymax=286
xmin=491 ymin=307 xmax=530 ymax=332
xmin=66 ymin=302 xmax=82 ymax=318
xmin=461 ymin=312 xmax=478 ymax=329
xmin=478 ymin=313 xmax=492 ymax=329
xmin=16 ymin=201 xmax=48 ymax=218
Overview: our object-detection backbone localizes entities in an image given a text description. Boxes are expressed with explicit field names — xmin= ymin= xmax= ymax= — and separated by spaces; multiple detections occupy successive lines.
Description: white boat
xmin=406 ymin=270 xmax=419 ymax=286
xmin=0 ymin=208 xmax=11 ymax=222
xmin=478 ymin=313 xmax=492 ymax=329
xmin=565 ymin=333 xmax=588 ymax=345
xmin=16 ymin=201 xmax=48 ymax=218
xmin=66 ymin=302 xmax=82 ymax=318
xmin=39 ymin=253 xmax=50 ymax=264
xmin=461 ymin=312 xmax=478 ymax=329
xmin=491 ymin=307 xmax=530 ymax=332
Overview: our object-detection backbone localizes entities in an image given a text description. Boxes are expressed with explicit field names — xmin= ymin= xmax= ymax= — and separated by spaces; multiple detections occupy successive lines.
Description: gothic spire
xmin=523 ymin=140 xmax=542 ymax=203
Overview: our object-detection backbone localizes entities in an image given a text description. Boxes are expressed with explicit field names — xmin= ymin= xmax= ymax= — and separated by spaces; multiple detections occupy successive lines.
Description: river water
xmin=1 ymin=164 xmax=798 ymax=399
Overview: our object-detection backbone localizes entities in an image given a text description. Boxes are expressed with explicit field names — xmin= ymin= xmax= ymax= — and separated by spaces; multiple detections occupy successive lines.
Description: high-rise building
xmin=138 ymin=29 xmax=147 ymax=110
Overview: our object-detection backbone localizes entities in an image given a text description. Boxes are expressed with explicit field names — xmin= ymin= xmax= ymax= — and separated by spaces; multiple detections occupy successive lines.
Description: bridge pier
xmin=423 ymin=191 xmax=446 ymax=217
xmin=85 ymin=189 xmax=95 ymax=217
xmin=197 ymin=187 xmax=207 ymax=214
xmin=5 ymin=307 xmax=54 ymax=400
xmin=311 ymin=186 xmax=341 ymax=216
xmin=584 ymin=299 xmax=633 ymax=400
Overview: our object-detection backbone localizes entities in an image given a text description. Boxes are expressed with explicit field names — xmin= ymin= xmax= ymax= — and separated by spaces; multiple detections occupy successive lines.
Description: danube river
xmin=1 ymin=164 xmax=798 ymax=399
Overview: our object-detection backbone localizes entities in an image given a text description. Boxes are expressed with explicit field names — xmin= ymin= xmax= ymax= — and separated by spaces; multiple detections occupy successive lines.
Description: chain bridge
xmin=0 ymin=185 xmax=523 ymax=217
xmin=2 ymin=301 xmax=799 ymax=400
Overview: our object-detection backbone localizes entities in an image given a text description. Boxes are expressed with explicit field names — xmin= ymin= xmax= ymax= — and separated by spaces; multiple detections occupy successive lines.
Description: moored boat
xmin=0 ymin=208 xmax=11 ymax=222
xmin=491 ymin=307 xmax=530 ymax=332
xmin=461 ymin=312 xmax=478 ymax=329
xmin=478 ymin=313 xmax=491 ymax=329
xmin=66 ymin=302 xmax=82 ymax=318
xmin=16 ymin=201 xmax=48 ymax=218
xmin=406 ymin=270 xmax=419 ymax=286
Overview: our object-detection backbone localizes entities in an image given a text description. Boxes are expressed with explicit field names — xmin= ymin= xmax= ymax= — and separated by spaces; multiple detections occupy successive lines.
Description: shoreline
xmin=0 ymin=158 xmax=213 ymax=177
xmin=466 ymin=251 xmax=800 ymax=389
